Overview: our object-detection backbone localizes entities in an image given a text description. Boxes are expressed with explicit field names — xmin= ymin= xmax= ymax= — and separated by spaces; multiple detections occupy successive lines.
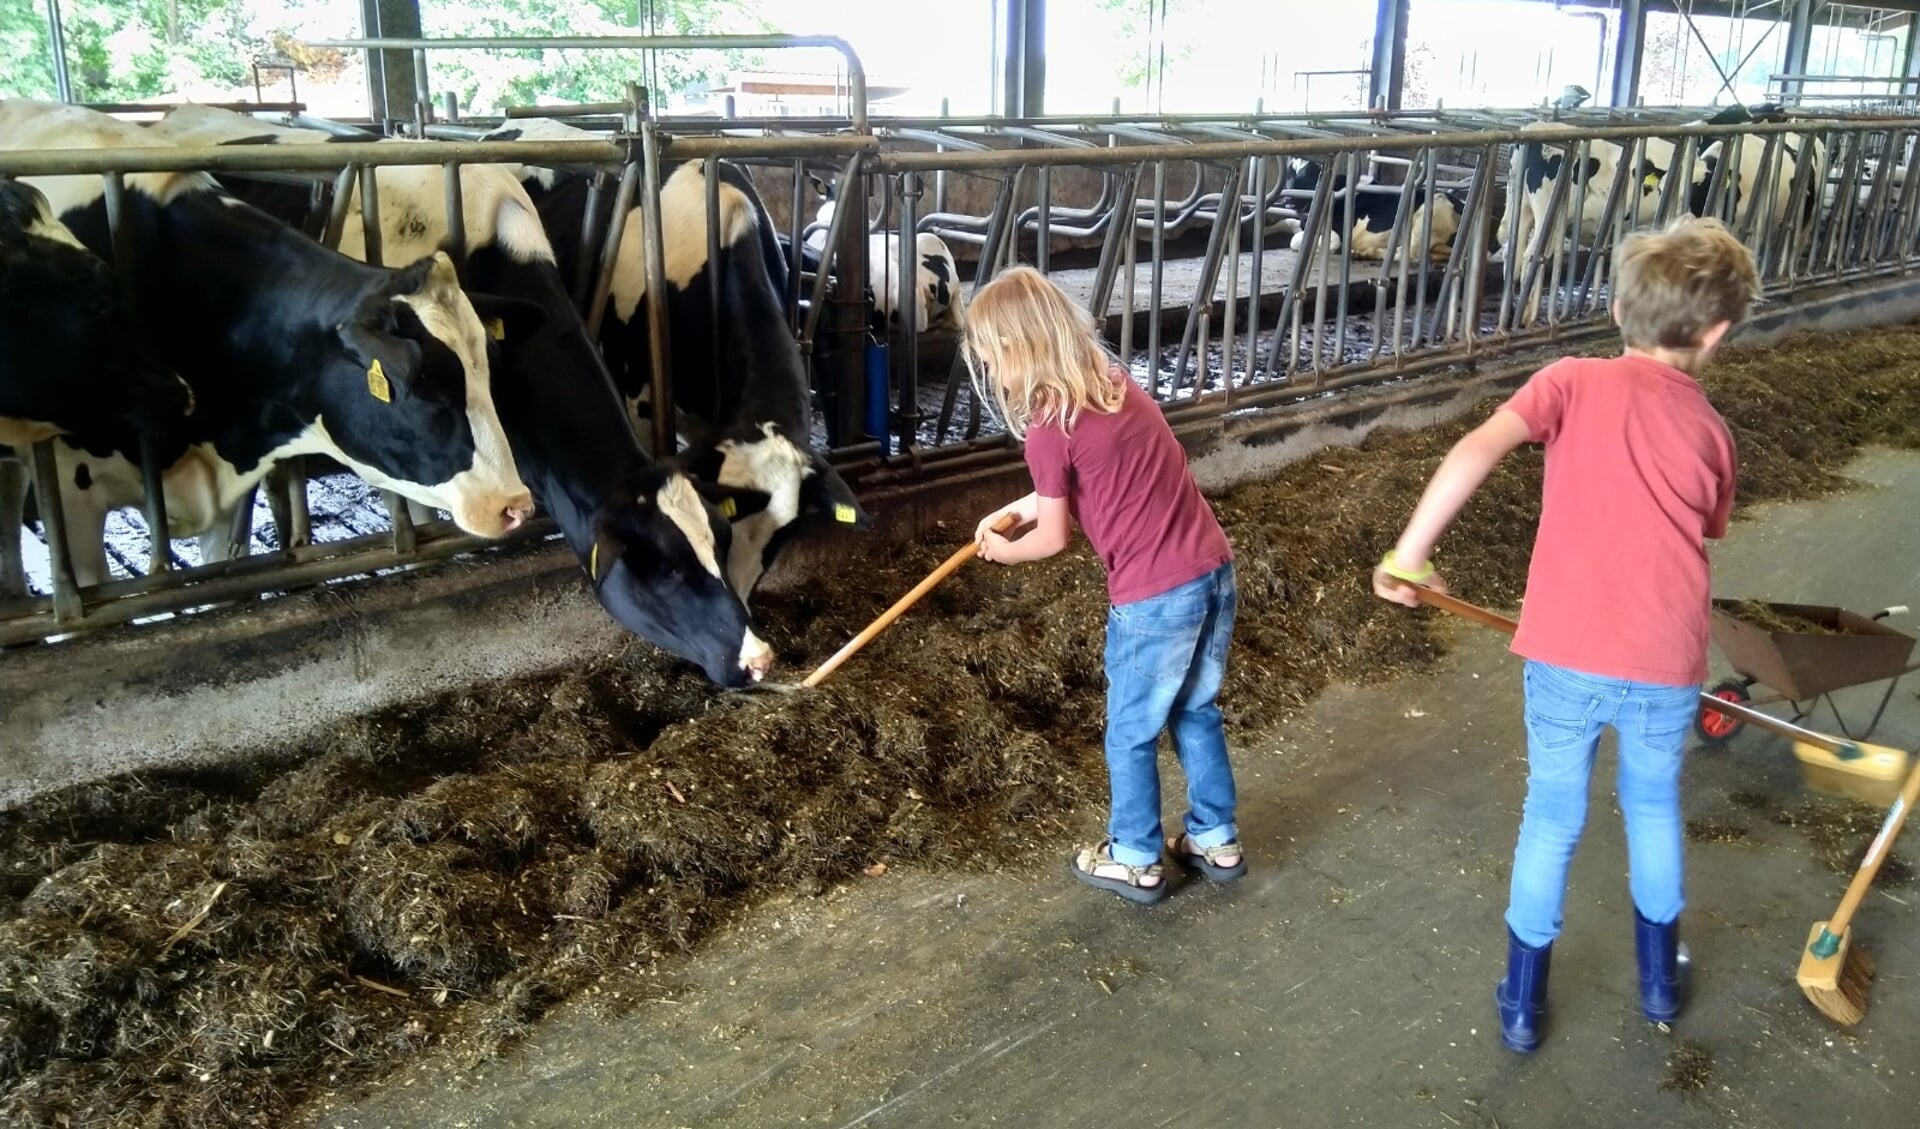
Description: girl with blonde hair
xmin=967 ymin=267 xmax=1243 ymax=904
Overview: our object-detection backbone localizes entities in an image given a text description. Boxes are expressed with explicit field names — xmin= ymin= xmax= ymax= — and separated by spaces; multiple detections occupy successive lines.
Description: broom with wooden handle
xmin=1796 ymin=756 xmax=1920 ymax=1024
xmin=1387 ymin=578 xmax=1914 ymax=1024
xmin=802 ymin=512 xmax=1023 ymax=688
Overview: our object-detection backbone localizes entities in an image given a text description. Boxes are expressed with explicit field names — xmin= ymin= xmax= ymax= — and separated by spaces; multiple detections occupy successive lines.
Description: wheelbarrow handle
xmin=1396 ymin=582 xmax=1862 ymax=755
xmin=1693 ymin=694 xmax=1861 ymax=754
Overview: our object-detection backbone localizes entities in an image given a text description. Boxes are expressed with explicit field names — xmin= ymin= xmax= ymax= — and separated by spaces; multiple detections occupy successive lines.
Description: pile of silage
xmin=6 ymin=323 xmax=1920 ymax=1127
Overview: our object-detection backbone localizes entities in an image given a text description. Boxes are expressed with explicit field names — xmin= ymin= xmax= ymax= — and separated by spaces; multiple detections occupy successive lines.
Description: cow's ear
xmin=379 ymin=253 xmax=440 ymax=301
xmin=0 ymin=179 xmax=47 ymax=242
xmin=673 ymin=442 xmax=725 ymax=482
xmin=695 ymin=481 xmax=772 ymax=521
xmin=583 ymin=516 xmax=629 ymax=586
xmin=802 ymin=454 xmax=871 ymax=528
xmin=335 ymin=318 xmax=420 ymax=394
xmin=467 ymin=292 xmax=547 ymax=344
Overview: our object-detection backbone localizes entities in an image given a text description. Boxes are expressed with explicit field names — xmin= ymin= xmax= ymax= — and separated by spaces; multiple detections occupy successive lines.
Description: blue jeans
xmin=1102 ymin=561 xmax=1239 ymax=867
xmin=1507 ymin=659 xmax=1699 ymax=948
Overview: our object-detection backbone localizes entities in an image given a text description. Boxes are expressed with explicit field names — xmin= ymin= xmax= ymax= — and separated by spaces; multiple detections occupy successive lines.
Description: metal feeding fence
xmin=4 ymin=33 xmax=1920 ymax=649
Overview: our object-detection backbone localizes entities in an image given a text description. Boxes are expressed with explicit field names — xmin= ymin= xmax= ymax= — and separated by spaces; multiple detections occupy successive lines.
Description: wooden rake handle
xmin=1388 ymin=578 xmax=1867 ymax=757
xmin=1406 ymin=585 xmax=1520 ymax=636
xmin=801 ymin=512 xmax=1023 ymax=688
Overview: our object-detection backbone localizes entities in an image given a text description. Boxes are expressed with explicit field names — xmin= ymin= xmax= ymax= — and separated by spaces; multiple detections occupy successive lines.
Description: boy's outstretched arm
xmin=1374 ymin=408 xmax=1532 ymax=606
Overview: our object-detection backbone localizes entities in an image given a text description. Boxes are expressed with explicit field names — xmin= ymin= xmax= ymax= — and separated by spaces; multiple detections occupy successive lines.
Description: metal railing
xmin=6 ymin=97 xmax=1920 ymax=649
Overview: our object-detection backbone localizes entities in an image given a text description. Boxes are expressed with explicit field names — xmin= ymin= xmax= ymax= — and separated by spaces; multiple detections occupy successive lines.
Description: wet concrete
xmin=302 ymin=450 xmax=1920 ymax=1128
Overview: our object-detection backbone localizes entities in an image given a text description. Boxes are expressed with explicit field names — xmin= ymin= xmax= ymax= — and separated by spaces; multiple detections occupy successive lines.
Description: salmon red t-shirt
xmin=1023 ymin=369 xmax=1233 ymax=606
xmin=1502 ymin=354 xmax=1737 ymax=687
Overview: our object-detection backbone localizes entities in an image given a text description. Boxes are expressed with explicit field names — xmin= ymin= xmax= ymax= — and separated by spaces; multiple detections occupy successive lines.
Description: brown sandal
xmin=1069 ymin=839 xmax=1168 ymax=904
xmin=1167 ymin=833 xmax=1248 ymax=881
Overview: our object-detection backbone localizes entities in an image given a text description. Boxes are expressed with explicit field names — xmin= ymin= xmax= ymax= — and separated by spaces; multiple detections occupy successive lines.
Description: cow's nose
xmin=501 ymin=493 xmax=536 ymax=531
xmin=740 ymin=632 xmax=773 ymax=681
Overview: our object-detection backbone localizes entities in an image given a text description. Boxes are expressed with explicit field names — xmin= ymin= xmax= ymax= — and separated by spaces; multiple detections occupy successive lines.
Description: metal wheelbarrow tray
xmin=1697 ymin=600 xmax=1919 ymax=744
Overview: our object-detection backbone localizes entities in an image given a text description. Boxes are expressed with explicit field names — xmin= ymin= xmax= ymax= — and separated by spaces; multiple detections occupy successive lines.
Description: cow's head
xmin=321 ymin=251 xmax=538 ymax=538
xmin=585 ymin=469 xmax=777 ymax=686
xmin=677 ymin=424 xmax=871 ymax=602
xmin=0 ymin=178 xmax=194 ymax=436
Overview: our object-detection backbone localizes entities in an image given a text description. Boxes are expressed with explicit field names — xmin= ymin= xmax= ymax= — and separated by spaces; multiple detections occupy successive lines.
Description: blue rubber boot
xmin=1635 ymin=907 xmax=1690 ymax=1023
xmin=1494 ymin=926 xmax=1553 ymax=1053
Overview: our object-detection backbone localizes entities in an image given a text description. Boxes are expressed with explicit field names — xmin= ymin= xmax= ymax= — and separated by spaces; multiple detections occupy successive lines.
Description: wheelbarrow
xmin=1696 ymin=600 xmax=1920 ymax=745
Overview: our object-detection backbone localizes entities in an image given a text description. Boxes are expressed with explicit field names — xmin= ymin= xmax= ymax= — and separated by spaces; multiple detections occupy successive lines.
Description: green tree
xmin=0 ymin=0 xmax=57 ymax=99
xmin=0 ymin=0 xmax=766 ymax=112
xmin=1095 ymin=0 xmax=1201 ymax=100
xmin=423 ymin=0 xmax=771 ymax=114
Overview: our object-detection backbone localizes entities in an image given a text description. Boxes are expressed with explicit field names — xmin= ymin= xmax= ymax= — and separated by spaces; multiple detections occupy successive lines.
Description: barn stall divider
xmin=5 ymin=41 xmax=1920 ymax=654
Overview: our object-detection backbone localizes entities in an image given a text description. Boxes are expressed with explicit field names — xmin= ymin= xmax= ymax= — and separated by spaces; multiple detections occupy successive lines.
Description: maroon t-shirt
xmin=1024 ymin=368 xmax=1233 ymax=605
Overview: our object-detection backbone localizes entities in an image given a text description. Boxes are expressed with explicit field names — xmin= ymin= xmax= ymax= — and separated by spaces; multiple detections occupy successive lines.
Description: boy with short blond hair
xmin=1374 ymin=216 xmax=1760 ymax=1052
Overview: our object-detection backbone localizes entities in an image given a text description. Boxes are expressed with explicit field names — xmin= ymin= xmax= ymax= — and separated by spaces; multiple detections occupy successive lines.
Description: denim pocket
xmin=1635 ymin=687 xmax=1699 ymax=749
xmin=1112 ymin=590 xmax=1207 ymax=683
xmin=1113 ymin=600 xmax=1207 ymax=638
xmin=1523 ymin=664 xmax=1601 ymax=753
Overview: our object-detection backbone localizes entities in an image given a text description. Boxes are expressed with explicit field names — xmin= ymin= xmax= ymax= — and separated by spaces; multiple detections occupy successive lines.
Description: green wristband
xmin=1380 ymin=550 xmax=1434 ymax=583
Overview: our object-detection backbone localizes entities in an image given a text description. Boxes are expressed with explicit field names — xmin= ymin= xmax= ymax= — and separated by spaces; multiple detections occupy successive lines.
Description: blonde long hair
xmin=962 ymin=266 xmax=1123 ymax=439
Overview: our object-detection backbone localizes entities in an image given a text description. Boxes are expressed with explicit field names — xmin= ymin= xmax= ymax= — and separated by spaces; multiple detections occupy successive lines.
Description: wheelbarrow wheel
xmin=1696 ymin=679 xmax=1751 ymax=745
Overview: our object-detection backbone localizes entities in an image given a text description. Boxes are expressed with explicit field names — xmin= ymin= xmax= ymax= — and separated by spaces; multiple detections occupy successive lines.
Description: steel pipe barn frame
xmin=5 ymin=107 xmax=1920 ymax=649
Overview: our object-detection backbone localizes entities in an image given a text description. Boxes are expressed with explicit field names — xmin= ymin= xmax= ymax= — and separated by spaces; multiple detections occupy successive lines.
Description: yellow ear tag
xmin=589 ymin=541 xmax=600 ymax=580
xmin=834 ymin=503 xmax=857 ymax=524
xmin=718 ymin=496 xmax=738 ymax=519
xmin=1643 ymin=172 xmax=1661 ymax=191
xmin=486 ymin=317 xmax=506 ymax=341
xmin=366 ymin=359 xmax=391 ymax=403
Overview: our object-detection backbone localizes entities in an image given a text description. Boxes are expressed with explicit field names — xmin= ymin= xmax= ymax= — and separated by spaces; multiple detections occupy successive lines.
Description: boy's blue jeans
xmin=1507 ymin=659 xmax=1698 ymax=948
xmin=1102 ymin=561 xmax=1239 ymax=867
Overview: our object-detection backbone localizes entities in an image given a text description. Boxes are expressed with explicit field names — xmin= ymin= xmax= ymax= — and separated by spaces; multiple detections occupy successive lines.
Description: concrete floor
xmin=303 ymin=450 xmax=1920 ymax=1129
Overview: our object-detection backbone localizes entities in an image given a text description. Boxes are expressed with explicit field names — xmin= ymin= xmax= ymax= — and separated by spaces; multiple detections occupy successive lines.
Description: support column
xmin=1782 ymin=0 xmax=1814 ymax=98
xmin=1023 ymin=0 xmax=1046 ymax=117
xmin=1903 ymin=13 xmax=1920 ymax=84
xmin=1001 ymin=0 xmax=1030 ymax=117
xmin=1609 ymin=0 xmax=1646 ymax=108
xmin=1368 ymin=0 xmax=1409 ymax=111
xmin=359 ymin=0 xmax=423 ymax=126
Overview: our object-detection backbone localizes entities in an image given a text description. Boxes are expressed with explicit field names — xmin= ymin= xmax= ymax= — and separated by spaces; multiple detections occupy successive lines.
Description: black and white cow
xmin=1 ymin=176 xmax=195 ymax=599
xmin=1496 ymin=106 xmax=1816 ymax=258
xmin=1496 ymin=106 xmax=1820 ymax=324
xmin=1496 ymin=122 xmax=1680 ymax=260
xmin=801 ymin=171 xmax=963 ymax=335
xmin=0 ymin=99 xmax=535 ymax=588
xmin=1283 ymin=158 xmax=1466 ymax=264
xmin=151 ymin=104 xmax=780 ymax=686
xmin=480 ymin=117 xmax=872 ymax=602
xmin=1688 ymin=129 xmax=1825 ymax=236
xmin=0 ymin=177 xmax=192 ymax=447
